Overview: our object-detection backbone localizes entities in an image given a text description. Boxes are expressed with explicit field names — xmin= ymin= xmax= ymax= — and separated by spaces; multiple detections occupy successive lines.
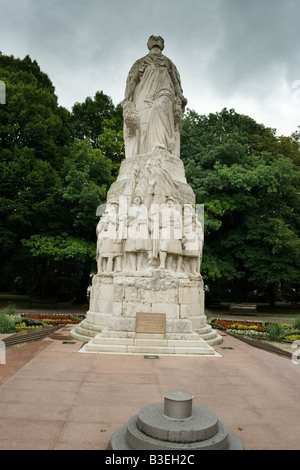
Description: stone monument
xmin=71 ymin=35 xmax=222 ymax=355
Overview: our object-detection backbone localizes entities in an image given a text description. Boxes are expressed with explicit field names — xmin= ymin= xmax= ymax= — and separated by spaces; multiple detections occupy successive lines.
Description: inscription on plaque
xmin=136 ymin=313 xmax=166 ymax=334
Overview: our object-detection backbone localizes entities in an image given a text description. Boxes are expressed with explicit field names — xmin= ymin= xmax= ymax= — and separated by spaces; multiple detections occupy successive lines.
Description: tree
xmin=21 ymin=140 xmax=114 ymax=302
xmin=181 ymin=108 xmax=300 ymax=305
xmin=0 ymin=54 xmax=121 ymax=301
xmin=70 ymin=91 xmax=124 ymax=162
xmin=60 ymin=140 xmax=114 ymax=302
xmin=22 ymin=233 xmax=95 ymax=299
xmin=98 ymin=116 xmax=124 ymax=174
xmin=0 ymin=54 xmax=69 ymax=294
xmin=0 ymin=54 xmax=70 ymax=167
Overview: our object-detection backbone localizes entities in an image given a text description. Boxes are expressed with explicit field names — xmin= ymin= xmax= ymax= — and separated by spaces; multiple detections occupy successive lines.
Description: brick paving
xmin=0 ymin=324 xmax=299 ymax=450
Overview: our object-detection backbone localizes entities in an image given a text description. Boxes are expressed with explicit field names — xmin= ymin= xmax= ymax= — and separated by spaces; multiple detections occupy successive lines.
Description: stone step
xmin=196 ymin=328 xmax=223 ymax=346
xmin=69 ymin=328 xmax=92 ymax=343
xmin=82 ymin=338 xmax=218 ymax=356
xmin=195 ymin=325 xmax=213 ymax=335
xmin=102 ymin=330 xmax=136 ymax=339
xmin=80 ymin=319 xmax=103 ymax=332
xmin=90 ymin=336 xmax=204 ymax=348
xmin=69 ymin=324 xmax=98 ymax=343
xmin=84 ymin=344 xmax=216 ymax=355
xmin=92 ymin=336 xmax=135 ymax=346
xmin=84 ymin=343 xmax=129 ymax=353
xmin=89 ymin=333 xmax=212 ymax=348
xmin=200 ymin=331 xmax=219 ymax=340
xmin=75 ymin=324 xmax=96 ymax=337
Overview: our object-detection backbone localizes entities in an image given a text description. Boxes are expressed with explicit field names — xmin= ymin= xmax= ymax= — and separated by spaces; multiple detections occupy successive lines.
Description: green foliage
xmin=181 ymin=108 xmax=300 ymax=303
xmin=0 ymin=54 xmax=70 ymax=166
xmin=98 ymin=118 xmax=124 ymax=173
xmin=0 ymin=303 xmax=21 ymax=333
xmin=70 ymin=91 xmax=124 ymax=157
xmin=22 ymin=233 xmax=95 ymax=262
xmin=18 ymin=138 xmax=114 ymax=299
xmin=0 ymin=54 xmax=121 ymax=300
xmin=293 ymin=315 xmax=300 ymax=330
xmin=61 ymin=140 xmax=113 ymax=235
xmin=0 ymin=53 xmax=71 ymax=295
xmin=0 ymin=314 xmax=16 ymax=333
xmin=0 ymin=146 xmax=63 ymax=238
xmin=2 ymin=303 xmax=17 ymax=316
xmin=266 ymin=323 xmax=287 ymax=341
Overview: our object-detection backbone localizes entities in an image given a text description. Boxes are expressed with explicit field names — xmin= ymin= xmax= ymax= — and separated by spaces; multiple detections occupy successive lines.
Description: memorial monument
xmin=71 ymin=36 xmax=222 ymax=355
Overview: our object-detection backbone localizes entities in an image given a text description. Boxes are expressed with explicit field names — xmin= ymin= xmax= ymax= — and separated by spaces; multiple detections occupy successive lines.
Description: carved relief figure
xmin=124 ymin=196 xmax=152 ymax=271
xmin=122 ymin=35 xmax=187 ymax=158
xmin=147 ymin=155 xmax=178 ymax=205
xmin=195 ymin=214 xmax=204 ymax=270
xmin=133 ymin=154 xmax=178 ymax=209
xmin=158 ymin=197 xmax=183 ymax=271
xmin=123 ymin=165 xmax=139 ymax=204
xmin=96 ymin=202 xmax=123 ymax=273
xmin=182 ymin=204 xmax=203 ymax=276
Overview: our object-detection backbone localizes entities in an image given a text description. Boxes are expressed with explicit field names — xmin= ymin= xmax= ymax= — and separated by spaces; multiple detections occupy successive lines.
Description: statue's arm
xmin=169 ymin=61 xmax=187 ymax=108
xmin=124 ymin=60 xmax=141 ymax=101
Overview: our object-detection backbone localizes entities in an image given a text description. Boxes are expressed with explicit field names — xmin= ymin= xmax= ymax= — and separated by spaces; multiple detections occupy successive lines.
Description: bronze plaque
xmin=136 ymin=312 xmax=166 ymax=334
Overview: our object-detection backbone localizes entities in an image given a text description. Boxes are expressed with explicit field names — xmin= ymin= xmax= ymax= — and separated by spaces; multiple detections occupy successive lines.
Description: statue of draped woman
xmin=122 ymin=36 xmax=187 ymax=158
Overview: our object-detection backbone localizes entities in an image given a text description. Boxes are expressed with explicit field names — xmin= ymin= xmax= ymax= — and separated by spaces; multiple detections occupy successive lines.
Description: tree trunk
xmin=75 ymin=262 xmax=91 ymax=304
xmin=294 ymin=285 xmax=299 ymax=305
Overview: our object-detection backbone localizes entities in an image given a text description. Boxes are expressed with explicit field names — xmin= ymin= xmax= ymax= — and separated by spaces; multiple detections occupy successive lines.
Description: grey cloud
xmin=207 ymin=0 xmax=300 ymax=93
xmin=0 ymin=0 xmax=299 ymax=135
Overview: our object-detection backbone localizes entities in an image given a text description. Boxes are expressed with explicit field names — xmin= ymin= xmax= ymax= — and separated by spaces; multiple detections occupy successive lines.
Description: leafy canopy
xmin=181 ymin=108 xmax=300 ymax=300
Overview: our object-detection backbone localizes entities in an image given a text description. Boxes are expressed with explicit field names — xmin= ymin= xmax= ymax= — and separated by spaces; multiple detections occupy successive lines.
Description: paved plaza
xmin=0 ymin=325 xmax=299 ymax=450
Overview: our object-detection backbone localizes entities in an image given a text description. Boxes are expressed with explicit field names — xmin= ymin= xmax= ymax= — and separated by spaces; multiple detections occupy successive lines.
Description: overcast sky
xmin=1 ymin=0 xmax=300 ymax=136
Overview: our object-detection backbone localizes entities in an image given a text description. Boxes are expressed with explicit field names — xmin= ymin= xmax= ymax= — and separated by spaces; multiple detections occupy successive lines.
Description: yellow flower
xmin=285 ymin=334 xmax=300 ymax=341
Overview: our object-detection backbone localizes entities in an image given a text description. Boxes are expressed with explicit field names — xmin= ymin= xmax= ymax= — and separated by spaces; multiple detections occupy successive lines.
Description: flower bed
xmin=212 ymin=319 xmax=267 ymax=332
xmin=15 ymin=322 xmax=44 ymax=330
xmin=14 ymin=314 xmax=85 ymax=329
xmin=211 ymin=318 xmax=300 ymax=343
xmin=227 ymin=329 xmax=268 ymax=339
xmin=285 ymin=334 xmax=300 ymax=341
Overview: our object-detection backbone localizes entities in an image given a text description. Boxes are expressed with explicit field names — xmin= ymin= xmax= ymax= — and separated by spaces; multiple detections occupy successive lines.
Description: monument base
xmin=71 ymin=270 xmax=222 ymax=356
xmin=78 ymin=331 xmax=219 ymax=356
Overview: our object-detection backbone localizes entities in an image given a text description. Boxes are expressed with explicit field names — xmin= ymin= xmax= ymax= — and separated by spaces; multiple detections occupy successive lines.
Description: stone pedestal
xmin=71 ymin=269 xmax=222 ymax=355
xmin=107 ymin=389 xmax=244 ymax=450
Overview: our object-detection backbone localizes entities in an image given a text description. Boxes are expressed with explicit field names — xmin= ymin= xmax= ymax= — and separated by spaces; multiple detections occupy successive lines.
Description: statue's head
xmin=147 ymin=35 xmax=164 ymax=51
xmin=133 ymin=195 xmax=142 ymax=205
xmin=184 ymin=204 xmax=193 ymax=213
xmin=166 ymin=196 xmax=175 ymax=207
